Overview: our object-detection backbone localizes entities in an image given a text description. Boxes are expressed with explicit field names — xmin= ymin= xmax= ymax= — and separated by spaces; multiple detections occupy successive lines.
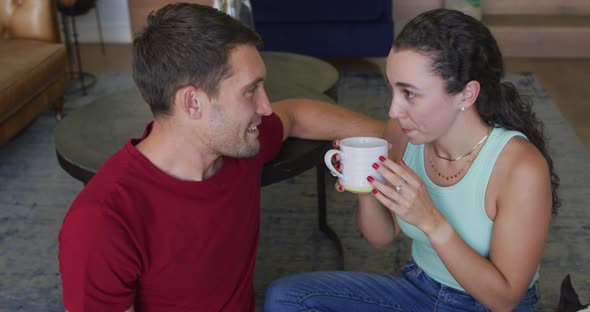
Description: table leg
xmin=316 ymin=165 xmax=344 ymax=269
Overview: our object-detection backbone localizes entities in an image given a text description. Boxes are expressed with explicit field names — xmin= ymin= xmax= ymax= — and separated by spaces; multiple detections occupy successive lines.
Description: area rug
xmin=0 ymin=71 xmax=588 ymax=311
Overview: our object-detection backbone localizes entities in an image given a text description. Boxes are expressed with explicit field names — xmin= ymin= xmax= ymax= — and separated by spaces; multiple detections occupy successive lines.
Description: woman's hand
xmin=368 ymin=157 xmax=446 ymax=235
xmin=328 ymin=140 xmax=346 ymax=192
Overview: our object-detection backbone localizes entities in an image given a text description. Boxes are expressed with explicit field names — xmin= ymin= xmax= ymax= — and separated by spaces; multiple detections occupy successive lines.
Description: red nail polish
xmin=401 ymin=160 xmax=407 ymax=167
xmin=372 ymin=189 xmax=378 ymax=195
xmin=337 ymin=185 xmax=344 ymax=192
xmin=379 ymin=156 xmax=386 ymax=162
xmin=367 ymin=176 xmax=374 ymax=182
xmin=372 ymin=163 xmax=379 ymax=169
xmin=336 ymin=164 xmax=342 ymax=170
xmin=333 ymin=140 xmax=338 ymax=147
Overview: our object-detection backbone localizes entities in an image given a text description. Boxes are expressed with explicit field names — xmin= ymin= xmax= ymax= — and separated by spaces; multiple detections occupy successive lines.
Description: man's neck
xmin=136 ymin=120 xmax=222 ymax=181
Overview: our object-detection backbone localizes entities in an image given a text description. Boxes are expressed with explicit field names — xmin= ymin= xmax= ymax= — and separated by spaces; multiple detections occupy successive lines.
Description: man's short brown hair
xmin=132 ymin=3 xmax=262 ymax=116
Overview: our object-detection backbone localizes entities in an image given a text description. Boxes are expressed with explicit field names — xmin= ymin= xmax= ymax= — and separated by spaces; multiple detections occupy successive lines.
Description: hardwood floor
xmin=74 ymin=44 xmax=133 ymax=73
xmin=76 ymin=44 xmax=590 ymax=151
xmin=504 ymin=58 xmax=590 ymax=151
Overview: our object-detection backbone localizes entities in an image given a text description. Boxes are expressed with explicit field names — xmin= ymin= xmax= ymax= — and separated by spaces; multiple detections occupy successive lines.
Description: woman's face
xmin=385 ymin=48 xmax=463 ymax=145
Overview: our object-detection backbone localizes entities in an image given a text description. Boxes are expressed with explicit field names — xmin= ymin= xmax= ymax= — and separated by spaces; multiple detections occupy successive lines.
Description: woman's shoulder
xmin=499 ymin=135 xmax=548 ymax=179
xmin=485 ymin=127 xmax=544 ymax=174
xmin=483 ymin=130 xmax=552 ymax=222
xmin=491 ymin=134 xmax=551 ymax=208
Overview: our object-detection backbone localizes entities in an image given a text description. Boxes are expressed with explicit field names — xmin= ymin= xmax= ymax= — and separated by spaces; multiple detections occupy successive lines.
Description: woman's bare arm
xmin=357 ymin=119 xmax=407 ymax=247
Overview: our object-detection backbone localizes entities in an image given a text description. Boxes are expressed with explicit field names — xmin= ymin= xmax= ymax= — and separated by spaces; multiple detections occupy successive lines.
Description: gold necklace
xmin=433 ymin=127 xmax=492 ymax=161
xmin=429 ymin=152 xmax=477 ymax=181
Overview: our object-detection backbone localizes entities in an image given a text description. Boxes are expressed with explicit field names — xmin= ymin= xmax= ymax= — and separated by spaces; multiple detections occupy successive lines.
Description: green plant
xmin=465 ymin=0 xmax=481 ymax=8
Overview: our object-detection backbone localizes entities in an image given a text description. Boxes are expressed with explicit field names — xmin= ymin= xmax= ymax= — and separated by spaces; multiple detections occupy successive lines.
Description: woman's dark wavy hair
xmin=393 ymin=9 xmax=560 ymax=213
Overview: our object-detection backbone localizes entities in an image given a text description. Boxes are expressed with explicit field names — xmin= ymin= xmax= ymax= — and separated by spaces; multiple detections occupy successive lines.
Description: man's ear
xmin=175 ymin=85 xmax=205 ymax=119
xmin=458 ymin=80 xmax=480 ymax=110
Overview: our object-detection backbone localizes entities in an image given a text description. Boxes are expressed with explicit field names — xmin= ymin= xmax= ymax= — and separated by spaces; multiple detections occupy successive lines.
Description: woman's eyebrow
xmin=384 ymin=75 xmax=420 ymax=91
xmin=395 ymin=81 xmax=420 ymax=90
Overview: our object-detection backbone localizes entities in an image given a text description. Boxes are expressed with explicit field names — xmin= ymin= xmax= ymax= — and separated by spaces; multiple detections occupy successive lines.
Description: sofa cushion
xmin=0 ymin=39 xmax=66 ymax=122
xmin=252 ymin=0 xmax=387 ymax=23
xmin=256 ymin=22 xmax=393 ymax=58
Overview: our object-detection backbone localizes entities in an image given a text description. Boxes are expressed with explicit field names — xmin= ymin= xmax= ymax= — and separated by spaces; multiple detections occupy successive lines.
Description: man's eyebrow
xmin=244 ymin=77 xmax=264 ymax=91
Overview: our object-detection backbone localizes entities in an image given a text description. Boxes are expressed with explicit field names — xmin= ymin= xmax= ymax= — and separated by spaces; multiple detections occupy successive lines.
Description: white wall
xmin=62 ymin=1 xmax=132 ymax=43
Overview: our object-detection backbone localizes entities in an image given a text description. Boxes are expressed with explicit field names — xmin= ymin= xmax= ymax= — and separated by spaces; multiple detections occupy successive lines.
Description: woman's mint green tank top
xmin=397 ymin=127 xmax=539 ymax=291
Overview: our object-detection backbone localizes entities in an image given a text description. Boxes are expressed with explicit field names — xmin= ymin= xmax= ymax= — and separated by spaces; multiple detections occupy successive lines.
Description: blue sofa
xmin=251 ymin=0 xmax=394 ymax=58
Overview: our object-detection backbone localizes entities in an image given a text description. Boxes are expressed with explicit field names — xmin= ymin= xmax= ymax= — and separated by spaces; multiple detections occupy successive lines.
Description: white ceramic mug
xmin=324 ymin=137 xmax=388 ymax=193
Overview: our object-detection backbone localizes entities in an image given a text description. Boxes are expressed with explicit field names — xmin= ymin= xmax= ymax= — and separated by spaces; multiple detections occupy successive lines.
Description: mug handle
xmin=324 ymin=149 xmax=344 ymax=180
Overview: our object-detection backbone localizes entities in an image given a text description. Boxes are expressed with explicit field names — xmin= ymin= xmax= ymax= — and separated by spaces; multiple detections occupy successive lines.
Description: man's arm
xmin=272 ymin=98 xmax=386 ymax=141
xmin=60 ymin=205 xmax=139 ymax=312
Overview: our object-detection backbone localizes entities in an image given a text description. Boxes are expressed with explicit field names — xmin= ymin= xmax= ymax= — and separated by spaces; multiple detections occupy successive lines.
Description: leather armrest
xmin=0 ymin=0 xmax=60 ymax=42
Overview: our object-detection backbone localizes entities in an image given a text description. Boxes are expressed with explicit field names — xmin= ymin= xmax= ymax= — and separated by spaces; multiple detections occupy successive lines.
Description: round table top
xmin=261 ymin=51 xmax=339 ymax=93
xmin=55 ymin=53 xmax=338 ymax=185
xmin=55 ymin=51 xmax=338 ymax=185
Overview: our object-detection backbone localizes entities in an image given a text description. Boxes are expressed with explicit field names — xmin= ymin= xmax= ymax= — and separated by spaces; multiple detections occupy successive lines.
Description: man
xmin=58 ymin=3 xmax=386 ymax=311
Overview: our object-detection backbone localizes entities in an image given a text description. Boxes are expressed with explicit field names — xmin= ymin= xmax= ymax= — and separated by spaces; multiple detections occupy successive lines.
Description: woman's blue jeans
xmin=263 ymin=261 xmax=539 ymax=311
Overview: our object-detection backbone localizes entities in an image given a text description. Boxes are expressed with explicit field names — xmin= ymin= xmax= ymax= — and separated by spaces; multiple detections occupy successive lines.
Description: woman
xmin=263 ymin=9 xmax=559 ymax=312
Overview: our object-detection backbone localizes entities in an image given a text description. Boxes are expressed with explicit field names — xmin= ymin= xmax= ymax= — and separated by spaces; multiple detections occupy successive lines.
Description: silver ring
xmin=395 ymin=184 xmax=403 ymax=193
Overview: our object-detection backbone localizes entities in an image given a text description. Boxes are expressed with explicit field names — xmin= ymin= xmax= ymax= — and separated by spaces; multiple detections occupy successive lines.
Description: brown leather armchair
xmin=0 ymin=0 xmax=68 ymax=144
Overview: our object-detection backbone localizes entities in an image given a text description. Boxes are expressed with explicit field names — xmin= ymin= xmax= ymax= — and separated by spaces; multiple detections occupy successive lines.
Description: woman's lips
xmin=402 ymin=128 xmax=413 ymax=135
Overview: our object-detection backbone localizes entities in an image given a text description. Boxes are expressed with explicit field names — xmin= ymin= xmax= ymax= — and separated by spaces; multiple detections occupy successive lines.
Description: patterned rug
xmin=0 ymin=71 xmax=588 ymax=311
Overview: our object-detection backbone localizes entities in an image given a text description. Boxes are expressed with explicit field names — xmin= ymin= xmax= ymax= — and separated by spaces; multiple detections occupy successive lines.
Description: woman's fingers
xmin=329 ymin=155 xmax=341 ymax=174
xmin=377 ymin=157 xmax=419 ymax=188
xmin=333 ymin=153 xmax=341 ymax=164
xmin=334 ymin=180 xmax=345 ymax=192
xmin=367 ymin=157 xmax=416 ymax=213
xmin=371 ymin=183 xmax=402 ymax=214
xmin=330 ymin=140 xmax=342 ymax=170
xmin=370 ymin=176 xmax=408 ymax=208
xmin=371 ymin=161 xmax=406 ymax=191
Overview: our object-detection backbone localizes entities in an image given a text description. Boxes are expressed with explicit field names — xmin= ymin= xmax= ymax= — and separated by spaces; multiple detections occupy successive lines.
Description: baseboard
xmin=485 ymin=15 xmax=590 ymax=58
xmin=491 ymin=26 xmax=590 ymax=58
xmin=482 ymin=0 xmax=590 ymax=15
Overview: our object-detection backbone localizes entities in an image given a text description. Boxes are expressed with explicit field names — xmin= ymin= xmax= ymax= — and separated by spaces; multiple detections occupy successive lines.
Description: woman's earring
xmin=460 ymin=106 xmax=465 ymax=112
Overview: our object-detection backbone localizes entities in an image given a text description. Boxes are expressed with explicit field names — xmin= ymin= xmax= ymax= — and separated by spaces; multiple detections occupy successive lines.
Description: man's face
xmin=201 ymin=44 xmax=272 ymax=158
